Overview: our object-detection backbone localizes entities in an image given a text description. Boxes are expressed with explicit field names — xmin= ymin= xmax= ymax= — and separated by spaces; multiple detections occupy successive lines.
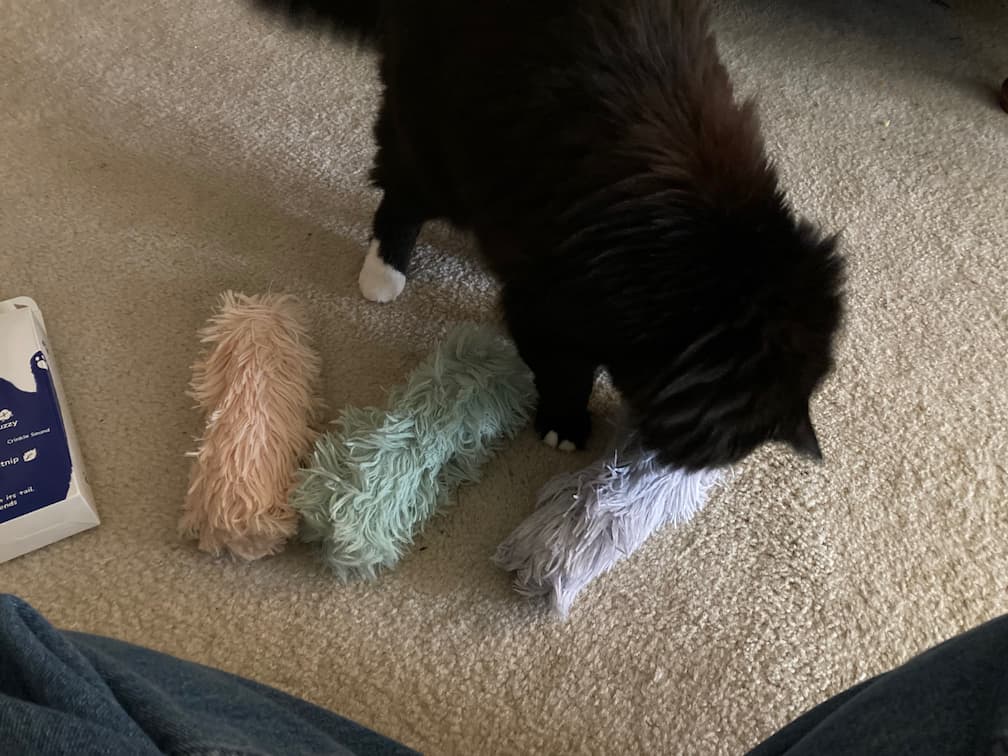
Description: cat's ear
xmin=781 ymin=409 xmax=822 ymax=461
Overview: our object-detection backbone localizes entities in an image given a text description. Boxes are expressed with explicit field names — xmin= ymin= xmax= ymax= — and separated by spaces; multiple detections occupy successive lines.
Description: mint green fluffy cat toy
xmin=292 ymin=324 xmax=534 ymax=581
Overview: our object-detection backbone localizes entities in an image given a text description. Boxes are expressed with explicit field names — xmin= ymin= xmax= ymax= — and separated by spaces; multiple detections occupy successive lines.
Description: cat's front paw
xmin=535 ymin=407 xmax=591 ymax=453
xmin=359 ymin=241 xmax=406 ymax=303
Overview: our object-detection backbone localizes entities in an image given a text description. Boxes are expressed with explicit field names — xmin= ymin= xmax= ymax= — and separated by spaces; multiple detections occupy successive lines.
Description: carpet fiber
xmin=2 ymin=1 xmax=1006 ymax=752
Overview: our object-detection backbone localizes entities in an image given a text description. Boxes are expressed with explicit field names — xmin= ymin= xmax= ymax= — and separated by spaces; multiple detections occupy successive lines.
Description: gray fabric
xmin=495 ymin=426 xmax=723 ymax=618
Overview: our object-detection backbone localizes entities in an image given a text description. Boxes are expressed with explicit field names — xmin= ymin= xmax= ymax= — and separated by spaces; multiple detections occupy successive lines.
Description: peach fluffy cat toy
xmin=180 ymin=291 xmax=322 ymax=560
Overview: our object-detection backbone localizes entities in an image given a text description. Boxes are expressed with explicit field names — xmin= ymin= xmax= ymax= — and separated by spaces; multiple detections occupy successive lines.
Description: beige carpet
xmin=2 ymin=0 xmax=1007 ymax=752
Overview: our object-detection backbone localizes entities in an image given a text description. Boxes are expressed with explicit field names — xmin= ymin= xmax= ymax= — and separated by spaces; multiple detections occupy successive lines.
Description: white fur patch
xmin=358 ymin=241 xmax=406 ymax=303
xmin=544 ymin=431 xmax=577 ymax=451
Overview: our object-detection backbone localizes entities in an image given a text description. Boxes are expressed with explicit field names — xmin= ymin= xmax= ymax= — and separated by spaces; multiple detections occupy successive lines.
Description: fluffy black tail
xmin=252 ymin=1 xmax=383 ymax=43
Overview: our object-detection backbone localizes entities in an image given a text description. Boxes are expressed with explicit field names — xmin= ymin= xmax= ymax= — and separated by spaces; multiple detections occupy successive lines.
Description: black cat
xmin=0 ymin=351 xmax=73 ymax=523
xmin=257 ymin=0 xmax=845 ymax=469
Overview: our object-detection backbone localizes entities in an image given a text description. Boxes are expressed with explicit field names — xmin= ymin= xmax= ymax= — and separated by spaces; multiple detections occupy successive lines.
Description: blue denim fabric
xmin=0 ymin=594 xmax=418 ymax=756
xmin=3 ymin=590 xmax=1007 ymax=756
xmin=748 ymin=614 xmax=1008 ymax=755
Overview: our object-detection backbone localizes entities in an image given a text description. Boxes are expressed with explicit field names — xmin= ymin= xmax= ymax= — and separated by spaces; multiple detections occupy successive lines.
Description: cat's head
xmin=609 ymin=222 xmax=845 ymax=471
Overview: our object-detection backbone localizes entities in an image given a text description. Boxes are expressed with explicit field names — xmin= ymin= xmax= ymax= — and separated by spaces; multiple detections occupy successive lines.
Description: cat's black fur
xmin=257 ymin=0 xmax=846 ymax=470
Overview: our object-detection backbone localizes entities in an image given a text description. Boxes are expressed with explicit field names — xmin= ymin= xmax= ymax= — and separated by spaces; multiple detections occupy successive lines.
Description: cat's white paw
xmin=359 ymin=241 xmax=405 ymax=303
xmin=542 ymin=431 xmax=577 ymax=452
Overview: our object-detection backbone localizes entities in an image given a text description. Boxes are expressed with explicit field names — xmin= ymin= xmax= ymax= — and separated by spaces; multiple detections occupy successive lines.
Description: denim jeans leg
xmin=748 ymin=614 xmax=1008 ymax=756
xmin=0 ymin=594 xmax=418 ymax=756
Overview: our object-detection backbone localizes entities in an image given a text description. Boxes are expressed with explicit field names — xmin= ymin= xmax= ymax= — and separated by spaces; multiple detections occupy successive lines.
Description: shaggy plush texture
xmin=293 ymin=324 xmax=534 ymax=581
xmin=495 ymin=426 xmax=724 ymax=618
xmin=181 ymin=291 xmax=322 ymax=560
xmin=4 ymin=1 xmax=1007 ymax=753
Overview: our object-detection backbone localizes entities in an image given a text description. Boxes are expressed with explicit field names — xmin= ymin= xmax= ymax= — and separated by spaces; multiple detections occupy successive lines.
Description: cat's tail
xmin=251 ymin=1 xmax=383 ymax=45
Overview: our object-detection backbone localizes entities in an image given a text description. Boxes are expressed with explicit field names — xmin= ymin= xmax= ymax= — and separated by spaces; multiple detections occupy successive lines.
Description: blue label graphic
xmin=0 ymin=351 xmax=73 ymax=523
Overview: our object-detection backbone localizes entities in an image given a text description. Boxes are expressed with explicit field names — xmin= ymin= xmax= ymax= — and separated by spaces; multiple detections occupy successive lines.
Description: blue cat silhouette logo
xmin=0 ymin=350 xmax=73 ymax=523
